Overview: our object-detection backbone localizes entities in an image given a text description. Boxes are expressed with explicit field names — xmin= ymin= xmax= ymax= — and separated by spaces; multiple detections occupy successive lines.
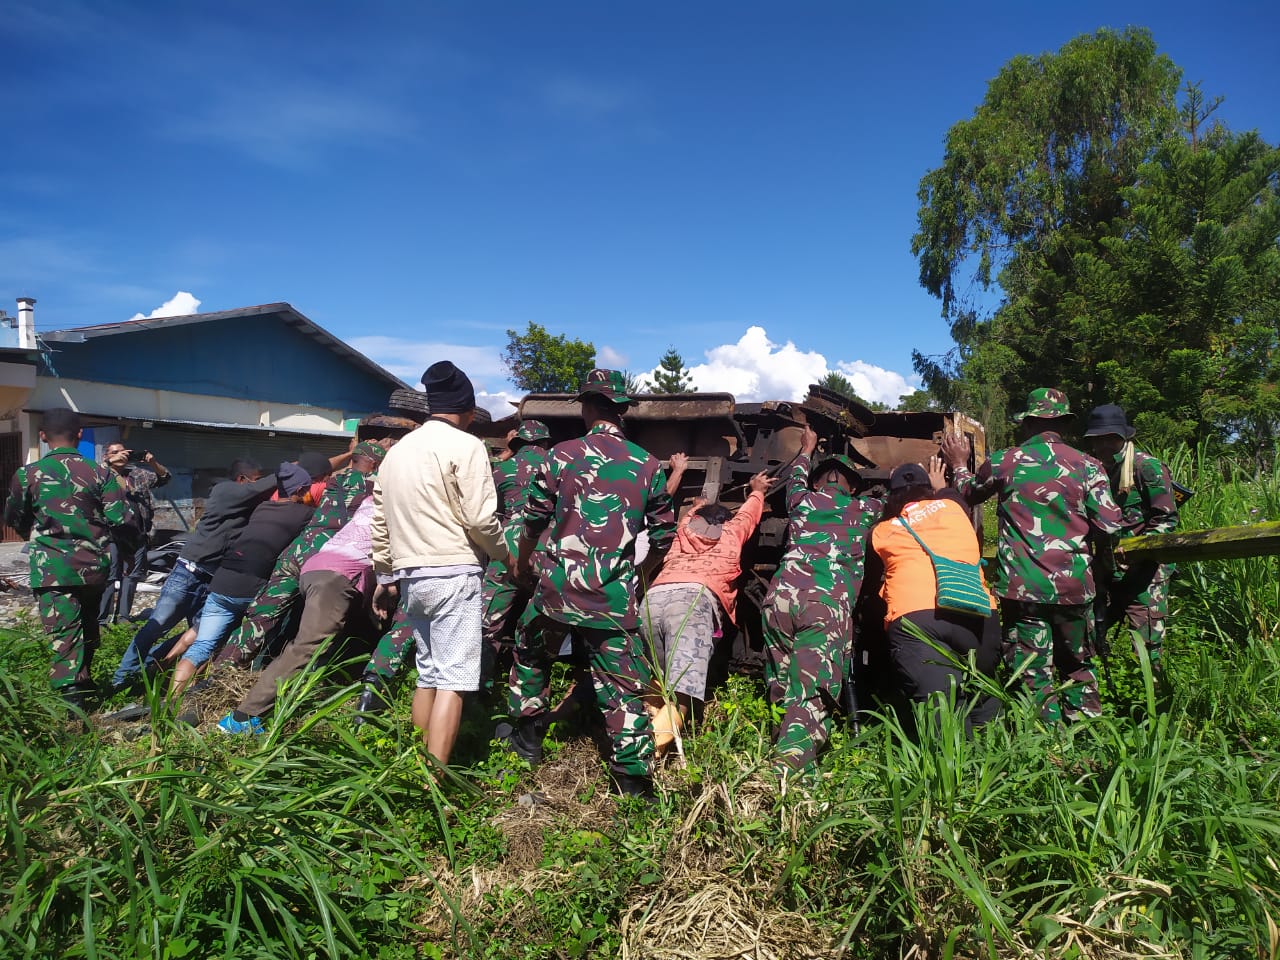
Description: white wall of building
xmin=28 ymin=376 xmax=347 ymax=433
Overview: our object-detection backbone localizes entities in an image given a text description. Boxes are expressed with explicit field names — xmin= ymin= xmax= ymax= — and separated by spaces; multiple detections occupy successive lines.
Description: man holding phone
xmin=100 ymin=442 xmax=171 ymax=624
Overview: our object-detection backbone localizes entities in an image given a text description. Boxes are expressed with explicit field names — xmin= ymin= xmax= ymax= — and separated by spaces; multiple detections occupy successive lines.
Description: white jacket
xmin=371 ymin=419 xmax=506 ymax=575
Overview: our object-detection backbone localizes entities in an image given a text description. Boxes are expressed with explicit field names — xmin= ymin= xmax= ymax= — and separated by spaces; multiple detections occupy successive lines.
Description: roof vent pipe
xmin=16 ymin=297 xmax=36 ymax=350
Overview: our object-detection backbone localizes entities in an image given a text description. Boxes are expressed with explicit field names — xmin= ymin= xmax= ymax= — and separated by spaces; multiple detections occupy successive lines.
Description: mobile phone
xmin=127 ymin=449 xmax=149 ymax=462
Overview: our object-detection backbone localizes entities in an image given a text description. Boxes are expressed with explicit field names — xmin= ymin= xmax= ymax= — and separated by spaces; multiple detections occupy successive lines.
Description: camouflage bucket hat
xmin=1013 ymin=387 xmax=1074 ymax=423
xmin=351 ymin=440 xmax=387 ymax=465
xmin=574 ymin=368 xmax=636 ymax=405
xmin=810 ymin=453 xmax=861 ymax=486
xmin=513 ymin=419 xmax=551 ymax=444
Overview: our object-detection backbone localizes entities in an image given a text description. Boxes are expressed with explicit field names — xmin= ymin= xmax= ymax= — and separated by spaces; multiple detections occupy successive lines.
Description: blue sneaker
xmin=216 ymin=713 xmax=265 ymax=736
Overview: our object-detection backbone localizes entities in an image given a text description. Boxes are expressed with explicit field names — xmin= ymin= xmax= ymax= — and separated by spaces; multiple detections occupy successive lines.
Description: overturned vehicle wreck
xmin=484 ymin=384 xmax=987 ymax=686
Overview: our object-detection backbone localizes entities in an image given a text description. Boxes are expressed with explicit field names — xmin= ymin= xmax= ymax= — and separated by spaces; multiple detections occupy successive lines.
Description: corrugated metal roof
xmin=42 ymin=302 xmax=407 ymax=392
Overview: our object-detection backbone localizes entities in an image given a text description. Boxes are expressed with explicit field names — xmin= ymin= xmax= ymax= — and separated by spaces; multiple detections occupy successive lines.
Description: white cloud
xmin=168 ymin=83 xmax=414 ymax=169
xmin=348 ymin=335 xmax=523 ymax=415
xmin=128 ymin=291 xmax=201 ymax=321
xmin=477 ymin=389 xmax=522 ymax=419
xmin=646 ymin=326 xmax=919 ymax=407
xmin=346 ymin=336 xmax=509 ymax=386
xmin=540 ymin=76 xmax=636 ymax=119
xmin=344 ymin=344 xmax=518 ymax=418
xmin=677 ymin=326 xmax=828 ymax=402
xmin=597 ymin=344 xmax=628 ymax=368
xmin=834 ymin=360 xmax=919 ymax=407
xmin=348 ymin=326 xmax=918 ymax=415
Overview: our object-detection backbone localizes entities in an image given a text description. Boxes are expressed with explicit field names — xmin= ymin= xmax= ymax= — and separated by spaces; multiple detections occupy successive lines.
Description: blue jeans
xmin=182 ymin=592 xmax=253 ymax=667
xmin=112 ymin=562 xmax=211 ymax=687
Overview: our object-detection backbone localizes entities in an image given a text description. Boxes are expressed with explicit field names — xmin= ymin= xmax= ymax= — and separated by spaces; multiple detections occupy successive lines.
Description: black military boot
xmin=609 ymin=771 xmax=656 ymax=803
xmin=495 ymin=715 xmax=545 ymax=764
xmin=62 ymin=687 xmax=90 ymax=716
xmin=353 ymin=676 xmax=392 ymax=727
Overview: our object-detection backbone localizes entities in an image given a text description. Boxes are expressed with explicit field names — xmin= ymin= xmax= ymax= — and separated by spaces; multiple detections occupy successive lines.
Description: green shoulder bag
xmin=896 ymin=516 xmax=994 ymax=617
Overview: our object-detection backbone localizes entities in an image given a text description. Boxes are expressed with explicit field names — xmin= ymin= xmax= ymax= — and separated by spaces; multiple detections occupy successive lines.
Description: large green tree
xmin=501 ymin=322 xmax=596 ymax=393
xmin=912 ymin=27 xmax=1280 ymax=450
xmin=1076 ymin=128 xmax=1280 ymax=448
xmin=646 ymin=347 xmax=696 ymax=393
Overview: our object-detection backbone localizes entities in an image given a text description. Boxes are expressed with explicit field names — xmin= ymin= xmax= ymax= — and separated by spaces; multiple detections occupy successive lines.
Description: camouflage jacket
xmin=116 ymin=463 xmax=168 ymax=537
xmin=493 ymin=446 xmax=550 ymax=565
xmin=523 ymin=421 xmax=676 ymax=629
xmin=1107 ymin=449 xmax=1179 ymax=539
xmin=495 ymin=446 xmax=550 ymax=520
xmin=953 ymin=430 xmax=1123 ymax=605
xmin=765 ymin=451 xmax=883 ymax=615
xmin=4 ymin=447 xmax=139 ymax=588
xmin=281 ymin=469 xmax=372 ymax=567
xmin=1106 ymin=448 xmax=1179 ymax=586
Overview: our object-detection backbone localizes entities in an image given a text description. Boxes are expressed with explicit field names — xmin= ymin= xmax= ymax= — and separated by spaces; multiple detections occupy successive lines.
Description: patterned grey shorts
xmin=639 ymin=582 xmax=719 ymax=699
xmin=402 ymin=572 xmax=483 ymax=692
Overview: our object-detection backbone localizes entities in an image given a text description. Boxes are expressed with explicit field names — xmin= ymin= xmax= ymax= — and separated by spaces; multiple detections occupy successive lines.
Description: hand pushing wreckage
xmin=476 ymin=383 xmax=988 ymax=704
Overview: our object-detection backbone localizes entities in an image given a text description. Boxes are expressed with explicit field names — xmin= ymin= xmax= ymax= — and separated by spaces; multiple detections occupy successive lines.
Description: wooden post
xmin=1115 ymin=521 xmax=1280 ymax=564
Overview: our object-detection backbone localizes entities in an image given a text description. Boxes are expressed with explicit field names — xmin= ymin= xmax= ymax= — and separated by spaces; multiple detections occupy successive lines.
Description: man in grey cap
xmin=371 ymin=361 xmax=506 ymax=769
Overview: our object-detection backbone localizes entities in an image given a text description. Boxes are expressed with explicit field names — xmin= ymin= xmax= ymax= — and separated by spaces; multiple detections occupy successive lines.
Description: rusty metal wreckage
xmin=358 ymin=381 xmax=1273 ymax=696
xmin=472 ymin=383 xmax=987 ymax=679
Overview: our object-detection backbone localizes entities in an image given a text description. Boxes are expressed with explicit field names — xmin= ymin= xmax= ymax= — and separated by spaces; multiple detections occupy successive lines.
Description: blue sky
xmin=4 ymin=1 xmax=1278 ymax=412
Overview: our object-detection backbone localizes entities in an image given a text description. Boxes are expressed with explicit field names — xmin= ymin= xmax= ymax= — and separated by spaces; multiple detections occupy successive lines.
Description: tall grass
xmin=1161 ymin=445 xmax=1280 ymax=747
xmin=3 ymin=444 xmax=1279 ymax=959
xmin=0 ymin=631 xmax=465 ymax=959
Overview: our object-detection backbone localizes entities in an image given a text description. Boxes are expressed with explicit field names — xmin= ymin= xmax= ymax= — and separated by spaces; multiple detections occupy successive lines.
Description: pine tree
xmin=819 ymin=371 xmax=889 ymax=411
xmin=647 ymin=347 xmax=696 ymax=393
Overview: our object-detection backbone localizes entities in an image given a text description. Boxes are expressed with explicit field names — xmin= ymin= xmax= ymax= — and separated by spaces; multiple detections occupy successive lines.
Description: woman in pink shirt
xmin=641 ymin=471 xmax=773 ymax=751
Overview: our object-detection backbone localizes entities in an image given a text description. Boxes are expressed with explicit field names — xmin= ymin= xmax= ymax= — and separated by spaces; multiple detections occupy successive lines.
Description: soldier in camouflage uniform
xmin=4 ymin=408 xmax=139 ymax=703
xmin=215 ymin=442 xmax=386 ymax=668
xmin=1083 ymin=404 xmax=1179 ymax=677
xmin=502 ymin=370 xmax=676 ymax=798
xmin=354 ymin=611 xmax=416 ymax=714
xmin=942 ymin=388 xmax=1124 ymax=722
xmin=481 ymin=419 xmax=552 ymax=688
xmin=763 ymin=426 xmax=883 ymax=771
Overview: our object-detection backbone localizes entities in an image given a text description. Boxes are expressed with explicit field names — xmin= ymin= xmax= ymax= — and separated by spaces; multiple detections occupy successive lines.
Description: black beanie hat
xmin=421 ymin=361 xmax=476 ymax=415
xmin=297 ymin=451 xmax=333 ymax=481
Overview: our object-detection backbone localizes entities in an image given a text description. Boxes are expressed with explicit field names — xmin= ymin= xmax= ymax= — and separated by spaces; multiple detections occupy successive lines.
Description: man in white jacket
xmin=371 ymin=361 xmax=507 ymax=767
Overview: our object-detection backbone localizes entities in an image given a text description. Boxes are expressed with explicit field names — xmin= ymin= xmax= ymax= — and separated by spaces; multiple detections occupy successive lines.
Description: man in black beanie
xmin=371 ymin=361 xmax=505 ymax=769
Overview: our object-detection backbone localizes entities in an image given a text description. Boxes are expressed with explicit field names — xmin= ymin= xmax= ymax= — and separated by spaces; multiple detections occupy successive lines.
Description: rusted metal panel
xmin=851 ymin=436 xmax=943 ymax=478
xmin=499 ymin=383 xmax=991 ymax=674
xmin=518 ymin=393 xmax=736 ymax=422
xmin=800 ymin=384 xmax=876 ymax=436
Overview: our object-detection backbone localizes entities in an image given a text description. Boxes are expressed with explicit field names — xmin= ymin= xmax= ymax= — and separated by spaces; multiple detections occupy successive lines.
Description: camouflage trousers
xmin=509 ymin=606 xmax=654 ymax=777
xmin=1001 ymin=599 xmax=1099 ymax=722
xmin=1107 ymin=571 xmax=1169 ymax=677
xmin=362 ymin=607 xmax=416 ymax=682
xmin=762 ymin=595 xmax=849 ymax=771
xmin=216 ymin=554 xmax=303 ymax=667
xmin=481 ymin=565 xmax=531 ymax=692
xmin=35 ymin=584 xmax=104 ymax=693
